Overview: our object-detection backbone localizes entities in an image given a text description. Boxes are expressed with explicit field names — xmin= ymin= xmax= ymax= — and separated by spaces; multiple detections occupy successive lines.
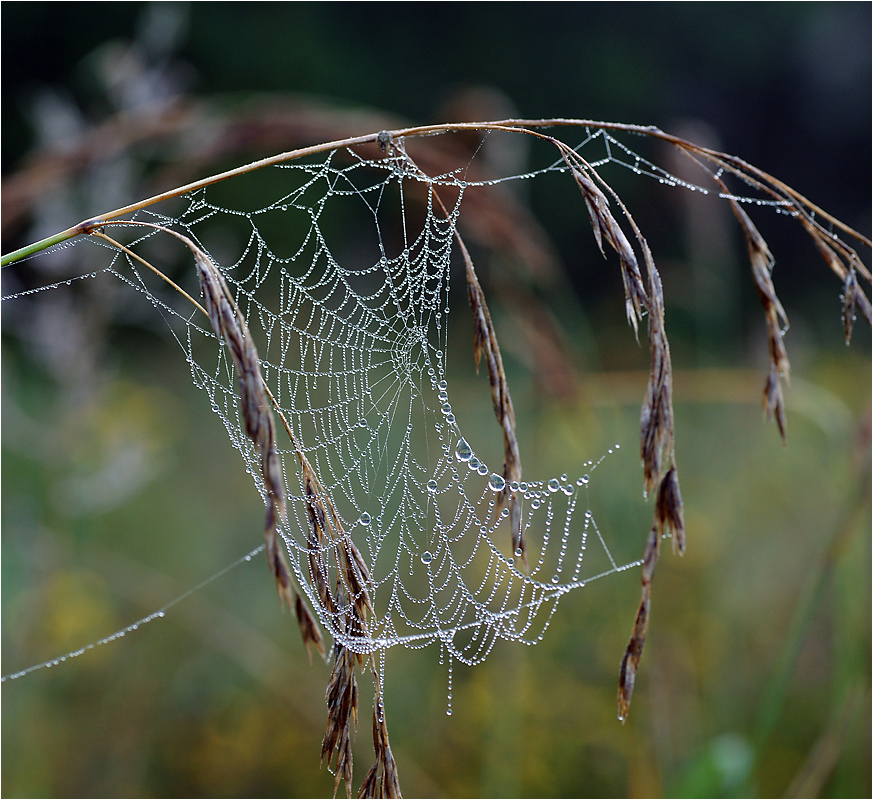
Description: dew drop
xmin=548 ymin=478 xmax=561 ymax=493
xmin=509 ymin=481 xmax=519 ymax=492
xmin=488 ymin=473 xmax=506 ymax=492
xmin=438 ymin=380 xmax=447 ymax=391
xmin=427 ymin=479 xmax=438 ymax=493
xmin=359 ymin=512 xmax=372 ymax=526
xmin=455 ymin=438 xmax=473 ymax=462
xmin=514 ymin=547 xmax=523 ymax=558
xmin=420 ymin=551 xmax=433 ymax=565
xmin=551 ymin=574 xmax=560 ymax=584
xmin=441 ymin=402 xmax=452 ymax=415
xmin=477 ymin=463 xmax=488 ymax=476
xmin=530 ymin=499 xmax=541 ymax=509
xmin=577 ymin=474 xmax=590 ymax=486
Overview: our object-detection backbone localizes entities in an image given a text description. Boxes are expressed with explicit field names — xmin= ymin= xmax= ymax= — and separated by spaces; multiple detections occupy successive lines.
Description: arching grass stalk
xmin=5 ymin=119 xmax=869 ymax=268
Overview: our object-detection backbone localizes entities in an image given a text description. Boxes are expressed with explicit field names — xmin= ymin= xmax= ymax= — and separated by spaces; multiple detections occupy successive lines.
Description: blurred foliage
xmin=2 ymin=3 xmax=870 ymax=798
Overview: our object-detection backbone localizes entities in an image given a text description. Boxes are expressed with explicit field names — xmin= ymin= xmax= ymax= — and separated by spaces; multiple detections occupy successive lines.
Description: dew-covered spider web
xmin=2 ymin=126 xmax=731 ymax=679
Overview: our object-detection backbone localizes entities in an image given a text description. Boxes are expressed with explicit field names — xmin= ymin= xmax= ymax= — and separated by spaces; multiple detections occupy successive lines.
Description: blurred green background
xmin=2 ymin=3 xmax=870 ymax=798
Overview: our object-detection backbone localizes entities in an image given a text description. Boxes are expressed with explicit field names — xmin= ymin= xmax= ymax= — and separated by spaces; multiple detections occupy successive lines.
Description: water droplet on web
xmin=488 ymin=473 xmax=506 ymax=492
xmin=530 ymin=499 xmax=541 ymax=509
xmin=561 ymin=484 xmax=573 ymax=496
xmin=477 ymin=463 xmax=488 ymax=476
xmin=577 ymin=474 xmax=590 ymax=486
xmin=438 ymin=380 xmax=447 ymax=391
xmin=509 ymin=481 xmax=519 ymax=492
xmin=551 ymin=574 xmax=560 ymax=583
xmin=514 ymin=547 xmax=523 ymax=558
xmin=420 ymin=551 xmax=433 ymax=565
xmin=359 ymin=512 xmax=372 ymax=526
xmin=441 ymin=402 xmax=452 ymax=415
xmin=427 ymin=479 xmax=438 ymax=493
xmin=455 ymin=438 xmax=473 ymax=462
xmin=548 ymin=478 xmax=561 ymax=493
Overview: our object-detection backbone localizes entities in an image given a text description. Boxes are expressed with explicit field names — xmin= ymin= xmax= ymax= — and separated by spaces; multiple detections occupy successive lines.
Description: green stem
xmin=1 ymin=225 xmax=87 ymax=267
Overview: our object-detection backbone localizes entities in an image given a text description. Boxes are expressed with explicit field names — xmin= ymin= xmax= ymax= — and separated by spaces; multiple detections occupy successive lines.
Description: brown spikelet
xmin=321 ymin=575 xmax=363 ymax=799
xmin=850 ymin=279 xmax=872 ymax=328
xmin=801 ymin=231 xmax=873 ymax=334
xmin=323 ymin=637 xmax=357 ymax=798
xmin=458 ymin=231 xmax=525 ymax=566
xmin=618 ymin=525 xmax=660 ymax=722
xmin=843 ymin=269 xmax=858 ymax=345
xmin=304 ymin=472 xmax=333 ymax=614
xmin=358 ymin=670 xmax=402 ymax=799
xmin=723 ymin=189 xmax=791 ymax=442
xmin=194 ymin=249 xmax=289 ymax=571
xmin=655 ymin=466 xmax=685 ymax=555
xmin=300 ymin=456 xmax=375 ymax=630
xmin=640 ymin=267 xmax=675 ymax=497
xmin=296 ymin=590 xmax=326 ymax=663
xmin=559 ymin=145 xmax=647 ymax=338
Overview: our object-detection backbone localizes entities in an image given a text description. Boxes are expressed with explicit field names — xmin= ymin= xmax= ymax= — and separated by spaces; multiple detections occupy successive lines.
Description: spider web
xmin=175 ymin=138 xmax=648 ymax=667
xmin=3 ymin=127 xmax=703 ymax=677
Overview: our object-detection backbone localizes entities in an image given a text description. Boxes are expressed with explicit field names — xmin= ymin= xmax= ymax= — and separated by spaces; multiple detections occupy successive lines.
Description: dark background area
xmin=2 ymin=3 xmax=870 ymax=798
